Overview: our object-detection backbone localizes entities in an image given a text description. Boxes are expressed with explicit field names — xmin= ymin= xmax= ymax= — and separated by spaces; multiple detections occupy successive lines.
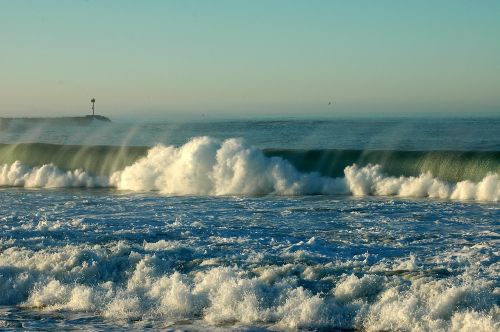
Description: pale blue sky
xmin=1 ymin=0 xmax=499 ymax=118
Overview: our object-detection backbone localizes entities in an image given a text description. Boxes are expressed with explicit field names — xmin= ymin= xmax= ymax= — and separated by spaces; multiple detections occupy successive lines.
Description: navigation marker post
xmin=91 ymin=98 xmax=96 ymax=117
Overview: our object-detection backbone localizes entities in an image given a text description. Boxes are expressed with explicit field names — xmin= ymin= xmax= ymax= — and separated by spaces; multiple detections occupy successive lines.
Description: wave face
xmin=1 ymin=141 xmax=499 ymax=182
xmin=0 ymin=137 xmax=499 ymax=201
xmin=266 ymin=149 xmax=500 ymax=183
xmin=0 ymin=143 xmax=147 ymax=176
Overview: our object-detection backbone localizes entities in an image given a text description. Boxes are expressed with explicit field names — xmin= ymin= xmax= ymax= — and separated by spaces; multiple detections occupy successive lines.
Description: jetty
xmin=0 ymin=98 xmax=111 ymax=129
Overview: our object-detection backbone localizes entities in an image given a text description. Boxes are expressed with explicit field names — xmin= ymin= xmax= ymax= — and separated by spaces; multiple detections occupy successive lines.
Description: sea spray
xmin=110 ymin=137 xmax=346 ymax=195
xmin=344 ymin=164 xmax=500 ymax=201
xmin=0 ymin=143 xmax=146 ymax=176
xmin=106 ymin=137 xmax=500 ymax=201
xmin=1 ymin=142 xmax=499 ymax=182
xmin=0 ymin=161 xmax=108 ymax=188
xmin=0 ymin=137 xmax=498 ymax=201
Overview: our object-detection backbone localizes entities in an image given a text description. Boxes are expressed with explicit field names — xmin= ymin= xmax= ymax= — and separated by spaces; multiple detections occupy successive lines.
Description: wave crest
xmin=111 ymin=137 xmax=345 ymax=195
xmin=0 ymin=161 xmax=108 ymax=188
xmin=344 ymin=164 xmax=499 ymax=201
xmin=0 ymin=137 xmax=498 ymax=201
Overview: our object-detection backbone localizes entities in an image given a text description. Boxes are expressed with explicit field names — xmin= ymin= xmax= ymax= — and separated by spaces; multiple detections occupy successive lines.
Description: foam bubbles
xmin=359 ymin=277 xmax=498 ymax=331
xmin=0 ymin=138 xmax=498 ymax=201
xmin=0 ymin=161 xmax=108 ymax=188
xmin=111 ymin=137 xmax=346 ymax=195
xmin=345 ymin=164 xmax=499 ymax=202
xmin=0 ymin=239 xmax=498 ymax=331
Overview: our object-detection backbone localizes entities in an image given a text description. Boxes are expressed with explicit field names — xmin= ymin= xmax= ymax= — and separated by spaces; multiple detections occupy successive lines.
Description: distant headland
xmin=0 ymin=115 xmax=111 ymax=129
xmin=0 ymin=98 xmax=111 ymax=129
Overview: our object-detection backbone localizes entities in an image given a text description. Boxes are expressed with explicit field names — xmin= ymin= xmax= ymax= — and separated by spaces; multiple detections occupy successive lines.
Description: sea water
xmin=0 ymin=117 xmax=498 ymax=331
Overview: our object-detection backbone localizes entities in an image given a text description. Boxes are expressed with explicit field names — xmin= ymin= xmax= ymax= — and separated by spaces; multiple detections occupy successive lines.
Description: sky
xmin=1 ymin=0 xmax=499 ymax=118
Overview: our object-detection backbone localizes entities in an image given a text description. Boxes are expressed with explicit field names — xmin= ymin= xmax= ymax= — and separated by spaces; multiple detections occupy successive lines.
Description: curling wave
xmin=0 ymin=137 xmax=498 ymax=201
xmin=1 ymin=141 xmax=499 ymax=182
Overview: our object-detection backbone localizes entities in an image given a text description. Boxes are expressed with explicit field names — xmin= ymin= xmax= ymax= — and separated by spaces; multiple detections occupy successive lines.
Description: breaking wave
xmin=0 ymin=137 xmax=498 ymax=201
xmin=0 ymin=241 xmax=498 ymax=331
xmin=2 ymin=141 xmax=499 ymax=182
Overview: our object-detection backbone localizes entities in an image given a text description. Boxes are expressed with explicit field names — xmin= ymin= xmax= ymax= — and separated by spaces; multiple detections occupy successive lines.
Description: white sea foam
xmin=0 ymin=137 xmax=498 ymax=201
xmin=0 ymin=161 xmax=108 ymax=188
xmin=344 ymin=164 xmax=500 ymax=202
xmin=110 ymin=137 xmax=500 ymax=201
xmin=110 ymin=137 xmax=346 ymax=195
xmin=0 ymin=242 xmax=497 ymax=331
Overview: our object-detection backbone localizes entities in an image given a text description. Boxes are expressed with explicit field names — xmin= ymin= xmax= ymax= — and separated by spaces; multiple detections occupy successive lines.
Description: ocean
xmin=0 ymin=117 xmax=498 ymax=331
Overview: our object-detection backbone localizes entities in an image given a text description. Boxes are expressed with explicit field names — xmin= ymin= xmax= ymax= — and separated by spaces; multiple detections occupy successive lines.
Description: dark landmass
xmin=0 ymin=115 xmax=111 ymax=129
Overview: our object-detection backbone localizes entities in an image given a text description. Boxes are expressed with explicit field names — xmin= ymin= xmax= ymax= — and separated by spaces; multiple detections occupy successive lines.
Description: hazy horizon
xmin=1 ymin=1 xmax=499 ymax=118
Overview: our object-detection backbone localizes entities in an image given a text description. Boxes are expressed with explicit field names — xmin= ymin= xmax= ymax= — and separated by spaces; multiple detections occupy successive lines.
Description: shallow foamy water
xmin=0 ymin=188 xmax=498 ymax=331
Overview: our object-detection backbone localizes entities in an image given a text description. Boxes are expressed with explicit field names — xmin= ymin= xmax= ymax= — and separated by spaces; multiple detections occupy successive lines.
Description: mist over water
xmin=0 ymin=117 xmax=498 ymax=330
xmin=0 ymin=137 xmax=498 ymax=202
xmin=1 ymin=117 xmax=499 ymax=150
